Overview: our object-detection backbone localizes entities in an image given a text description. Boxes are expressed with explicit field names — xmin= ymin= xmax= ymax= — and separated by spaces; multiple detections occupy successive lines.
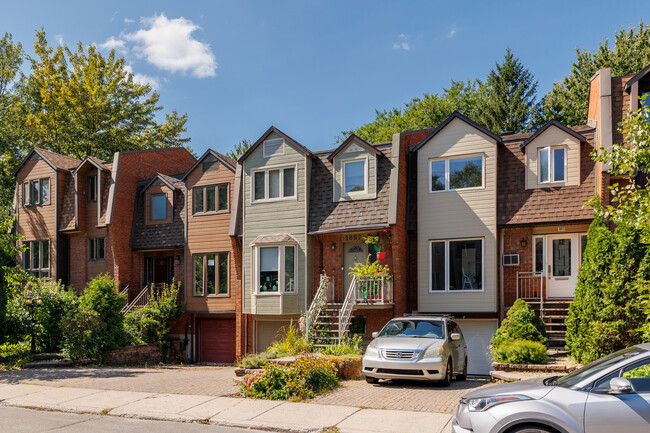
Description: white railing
xmin=517 ymin=271 xmax=545 ymax=316
xmin=305 ymin=274 xmax=331 ymax=340
xmin=355 ymin=274 xmax=393 ymax=304
xmin=339 ymin=275 xmax=357 ymax=339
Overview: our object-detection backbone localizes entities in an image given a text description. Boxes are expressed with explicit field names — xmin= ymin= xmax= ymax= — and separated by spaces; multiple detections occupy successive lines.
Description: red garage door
xmin=199 ymin=319 xmax=236 ymax=363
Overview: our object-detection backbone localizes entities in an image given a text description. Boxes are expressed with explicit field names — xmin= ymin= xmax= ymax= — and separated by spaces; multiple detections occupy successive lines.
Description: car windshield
xmin=553 ymin=346 xmax=647 ymax=388
xmin=377 ymin=320 xmax=444 ymax=339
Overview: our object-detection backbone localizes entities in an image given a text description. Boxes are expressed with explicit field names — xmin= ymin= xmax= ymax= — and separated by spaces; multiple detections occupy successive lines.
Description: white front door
xmin=546 ymin=234 xmax=578 ymax=298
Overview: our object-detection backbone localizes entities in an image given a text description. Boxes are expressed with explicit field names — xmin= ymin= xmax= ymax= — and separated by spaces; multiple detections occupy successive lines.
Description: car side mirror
xmin=371 ymin=332 xmax=378 ymax=339
xmin=609 ymin=377 xmax=633 ymax=395
xmin=450 ymin=333 xmax=461 ymax=341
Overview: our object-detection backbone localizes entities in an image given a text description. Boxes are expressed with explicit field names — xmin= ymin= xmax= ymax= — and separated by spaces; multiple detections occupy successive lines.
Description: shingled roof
xmin=13 ymin=148 xmax=81 ymax=175
xmin=497 ymin=125 xmax=596 ymax=226
xmin=308 ymin=143 xmax=392 ymax=233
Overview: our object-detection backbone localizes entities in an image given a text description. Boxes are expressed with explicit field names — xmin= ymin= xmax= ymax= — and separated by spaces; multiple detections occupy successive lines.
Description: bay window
xmin=252 ymin=166 xmax=296 ymax=202
xmin=430 ymin=155 xmax=484 ymax=192
xmin=256 ymin=245 xmax=297 ymax=293
xmin=430 ymin=238 xmax=483 ymax=292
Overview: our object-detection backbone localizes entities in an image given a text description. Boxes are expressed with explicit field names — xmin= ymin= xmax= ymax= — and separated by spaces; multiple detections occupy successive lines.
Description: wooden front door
xmin=199 ymin=319 xmax=236 ymax=363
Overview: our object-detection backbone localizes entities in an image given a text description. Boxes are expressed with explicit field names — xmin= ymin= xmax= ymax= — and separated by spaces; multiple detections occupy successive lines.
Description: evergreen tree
xmin=477 ymin=49 xmax=538 ymax=133
xmin=539 ymin=21 xmax=650 ymax=127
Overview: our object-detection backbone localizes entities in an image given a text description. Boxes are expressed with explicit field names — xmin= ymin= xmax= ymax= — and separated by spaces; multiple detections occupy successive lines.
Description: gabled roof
xmin=142 ymin=173 xmax=184 ymax=192
xmin=238 ymin=126 xmax=315 ymax=163
xmin=327 ymin=134 xmax=383 ymax=161
xmin=410 ymin=112 xmax=501 ymax=152
xmin=519 ymin=120 xmax=586 ymax=150
xmin=72 ymin=156 xmax=110 ymax=175
xmin=624 ymin=64 xmax=650 ymax=92
xmin=13 ymin=148 xmax=81 ymax=175
xmin=180 ymin=149 xmax=236 ymax=181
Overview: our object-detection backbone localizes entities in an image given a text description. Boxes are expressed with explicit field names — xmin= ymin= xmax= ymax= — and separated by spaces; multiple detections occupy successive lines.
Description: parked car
xmin=452 ymin=344 xmax=650 ymax=433
xmin=362 ymin=316 xmax=467 ymax=386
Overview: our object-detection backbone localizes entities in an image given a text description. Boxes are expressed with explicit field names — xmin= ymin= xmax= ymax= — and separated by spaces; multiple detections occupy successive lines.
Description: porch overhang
xmin=249 ymin=233 xmax=298 ymax=246
xmin=307 ymin=223 xmax=389 ymax=236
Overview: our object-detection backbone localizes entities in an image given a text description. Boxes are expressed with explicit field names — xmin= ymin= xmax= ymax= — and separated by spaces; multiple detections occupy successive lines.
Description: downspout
xmin=499 ymin=229 xmax=504 ymax=322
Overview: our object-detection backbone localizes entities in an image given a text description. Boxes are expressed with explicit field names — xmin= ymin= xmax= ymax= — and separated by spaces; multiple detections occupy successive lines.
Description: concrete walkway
xmin=0 ymin=383 xmax=453 ymax=433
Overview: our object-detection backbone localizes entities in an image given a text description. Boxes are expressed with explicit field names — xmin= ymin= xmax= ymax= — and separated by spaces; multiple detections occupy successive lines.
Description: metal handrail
xmin=119 ymin=284 xmax=131 ymax=305
xmin=121 ymin=283 xmax=151 ymax=315
xmin=517 ymin=271 xmax=545 ymax=316
xmin=338 ymin=275 xmax=357 ymax=339
xmin=355 ymin=274 xmax=392 ymax=303
xmin=305 ymin=274 xmax=331 ymax=340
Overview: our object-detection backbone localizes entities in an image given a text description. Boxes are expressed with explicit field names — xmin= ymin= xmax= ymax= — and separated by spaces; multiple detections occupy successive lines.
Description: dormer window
xmin=252 ymin=166 xmax=296 ymax=202
xmin=150 ymin=193 xmax=167 ymax=221
xmin=87 ymin=175 xmax=97 ymax=202
xmin=539 ymin=146 xmax=566 ymax=184
xmin=343 ymin=159 xmax=367 ymax=194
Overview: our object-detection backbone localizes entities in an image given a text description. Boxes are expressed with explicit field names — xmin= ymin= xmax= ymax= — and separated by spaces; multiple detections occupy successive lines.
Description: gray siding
xmin=242 ymin=133 xmax=310 ymax=315
xmin=416 ymin=118 xmax=498 ymax=313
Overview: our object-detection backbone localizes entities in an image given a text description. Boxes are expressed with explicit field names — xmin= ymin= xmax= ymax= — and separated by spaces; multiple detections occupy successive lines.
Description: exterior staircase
xmin=311 ymin=303 xmax=343 ymax=348
xmin=540 ymin=300 xmax=571 ymax=348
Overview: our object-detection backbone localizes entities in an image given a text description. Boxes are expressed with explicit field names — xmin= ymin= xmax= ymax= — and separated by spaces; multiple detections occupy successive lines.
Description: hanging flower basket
xmin=376 ymin=252 xmax=387 ymax=260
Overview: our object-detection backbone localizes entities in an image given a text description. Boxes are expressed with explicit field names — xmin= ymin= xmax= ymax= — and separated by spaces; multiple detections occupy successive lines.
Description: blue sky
xmin=2 ymin=1 xmax=649 ymax=156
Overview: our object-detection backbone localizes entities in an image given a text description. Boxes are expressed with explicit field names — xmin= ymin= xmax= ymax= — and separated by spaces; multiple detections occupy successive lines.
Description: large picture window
xmin=538 ymin=146 xmax=566 ymax=183
xmin=22 ymin=178 xmax=50 ymax=206
xmin=256 ymin=245 xmax=297 ymax=293
xmin=193 ymin=252 xmax=229 ymax=296
xmin=252 ymin=166 xmax=296 ymax=202
xmin=193 ymin=184 xmax=228 ymax=214
xmin=429 ymin=155 xmax=483 ymax=192
xmin=429 ymin=238 xmax=483 ymax=292
xmin=343 ymin=159 xmax=367 ymax=194
xmin=23 ymin=240 xmax=49 ymax=278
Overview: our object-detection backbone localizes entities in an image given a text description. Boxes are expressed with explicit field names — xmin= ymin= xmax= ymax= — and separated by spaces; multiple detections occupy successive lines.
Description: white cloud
xmin=124 ymin=65 xmax=160 ymax=90
xmin=56 ymin=34 xmax=64 ymax=46
xmin=447 ymin=24 xmax=457 ymax=38
xmin=124 ymin=17 xmax=135 ymax=24
xmin=124 ymin=13 xmax=217 ymax=78
xmin=392 ymin=33 xmax=411 ymax=51
xmin=98 ymin=36 xmax=128 ymax=55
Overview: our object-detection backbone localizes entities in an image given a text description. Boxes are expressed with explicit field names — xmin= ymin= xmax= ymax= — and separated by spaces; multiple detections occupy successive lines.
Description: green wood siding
xmin=333 ymin=147 xmax=377 ymax=201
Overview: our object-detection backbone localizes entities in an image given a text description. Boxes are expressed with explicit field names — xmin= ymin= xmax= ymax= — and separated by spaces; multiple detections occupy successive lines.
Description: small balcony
xmin=352 ymin=274 xmax=393 ymax=306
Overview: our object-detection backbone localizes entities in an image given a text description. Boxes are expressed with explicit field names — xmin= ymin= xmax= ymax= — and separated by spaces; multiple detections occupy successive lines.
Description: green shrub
xmin=319 ymin=335 xmax=363 ymax=356
xmin=268 ymin=323 xmax=312 ymax=357
xmin=32 ymin=280 xmax=78 ymax=352
xmin=490 ymin=299 xmax=546 ymax=348
xmin=491 ymin=340 xmax=548 ymax=364
xmin=241 ymin=356 xmax=338 ymax=400
xmin=238 ymin=352 xmax=277 ymax=369
xmin=124 ymin=282 xmax=181 ymax=345
xmin=62 ymin=274 xmax=128 ymax=359
xmin=0 ymin=342 xmax=31 ymax=370
xmin=4 ymin=295 xmax=35 ymax=344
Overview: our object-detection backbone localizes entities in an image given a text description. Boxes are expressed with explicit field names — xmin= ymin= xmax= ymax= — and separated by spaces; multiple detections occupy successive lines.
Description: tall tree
xmin=226 ymin=138 xmax=252 ymax=161
xmin=539 ymin=21 xmax=650 ymax=127
xmin=341 ymin=79 xmax=486 ymax=144
xmin=478 ymin=49 xmax=538 ymax=133
xmin=16 ymin=30 xmax=191 ymax=161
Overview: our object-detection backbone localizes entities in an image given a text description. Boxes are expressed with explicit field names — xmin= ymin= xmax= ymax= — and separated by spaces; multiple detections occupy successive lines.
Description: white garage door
xmin=455 ymin=319 xmax=498 ymax=376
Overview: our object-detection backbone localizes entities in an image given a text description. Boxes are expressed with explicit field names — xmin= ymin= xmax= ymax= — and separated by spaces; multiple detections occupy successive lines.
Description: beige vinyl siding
xmin=242 ymin=132 xmax=309 ymax=315
xmin=525 ymin=127 xmax=581 ymax=189
xmin=333 ymin=147 xmax=377 ymax=201
xmin=417 ymin=117 xmax=497 ymax=313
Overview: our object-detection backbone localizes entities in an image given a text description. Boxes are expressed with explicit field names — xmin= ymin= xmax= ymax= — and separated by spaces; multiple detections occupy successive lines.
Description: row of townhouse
xmin=12 ymin=66 xmax=647 ymax=374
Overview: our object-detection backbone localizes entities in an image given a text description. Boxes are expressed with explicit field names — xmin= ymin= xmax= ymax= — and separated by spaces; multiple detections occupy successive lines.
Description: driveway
xmin=0 ymin=366 xmax=490 ymax=413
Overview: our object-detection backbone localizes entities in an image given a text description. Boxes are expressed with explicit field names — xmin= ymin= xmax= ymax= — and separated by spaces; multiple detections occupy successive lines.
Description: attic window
xmin=263 ymin=138 xmax=285 ymax=158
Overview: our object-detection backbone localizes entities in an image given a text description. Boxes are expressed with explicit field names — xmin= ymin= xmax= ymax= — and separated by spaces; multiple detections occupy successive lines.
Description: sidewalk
xmin=0 ymin=383 xmax=453 ymax=433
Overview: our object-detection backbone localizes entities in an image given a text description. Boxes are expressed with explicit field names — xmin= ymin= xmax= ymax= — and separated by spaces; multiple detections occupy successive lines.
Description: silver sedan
xmin=453 ymin=343 xmax=650 ymax=433
xmin=362 ymin=316 xmax=467 ymax=386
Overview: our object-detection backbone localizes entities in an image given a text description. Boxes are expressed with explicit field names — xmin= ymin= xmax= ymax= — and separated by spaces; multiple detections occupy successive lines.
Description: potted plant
xmin=362 ymin=229 xmax=396 ymax=260
xmin=349 ymin=257 xmax=391 ymax=303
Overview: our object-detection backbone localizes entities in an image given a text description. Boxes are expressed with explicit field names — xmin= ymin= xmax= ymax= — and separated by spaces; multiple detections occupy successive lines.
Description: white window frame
xmin=428 ymin=154 xmax=485 ymax=193
xmin=428 ymin=237 xmax=484 ymax=293
xmin=251 ymin=164 xmax=297 ymax=203
xmin=533 ymin=235 xmax=546 ymax=276
xmin=341 ymin=156 xmax=369 ymax=196
xmin=253 ymin=244 xmax=298 ymax=295
xmin=538 ymin=146 xmax=567 ymax=184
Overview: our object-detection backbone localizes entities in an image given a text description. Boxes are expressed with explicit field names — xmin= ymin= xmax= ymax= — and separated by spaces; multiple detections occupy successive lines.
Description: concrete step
xmin=25 ymin=359 xmax=75 ymax=369
xmin=546 ymin=330 xmax=567 ymax=335
xmin=30 ymin=353 xmax=65 ymax=362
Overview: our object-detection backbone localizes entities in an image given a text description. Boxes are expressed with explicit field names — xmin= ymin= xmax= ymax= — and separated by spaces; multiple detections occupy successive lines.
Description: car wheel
xmin=439 ymin=358 xmax=452 ymax=387
xmin=456 ymin=357 xmax=468 ymax=381
xmin=507 ymin=424 xmax=557 ymax=433
xmin=365 ymin=376 xmax=379 ymax=384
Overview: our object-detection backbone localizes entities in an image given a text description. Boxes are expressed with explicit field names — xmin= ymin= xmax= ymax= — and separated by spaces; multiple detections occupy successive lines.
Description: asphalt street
xmin=0 ymin=406 xmax=270 ymax=433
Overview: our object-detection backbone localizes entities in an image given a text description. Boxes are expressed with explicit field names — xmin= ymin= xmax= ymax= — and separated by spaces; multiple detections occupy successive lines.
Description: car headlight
xmin=422 ymin=345 xmax=443 ymax=359
xmin=365 ymin=345 xmax=379 ymax=357
xmin=464 ymin=395 xmax=531 ymax=412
